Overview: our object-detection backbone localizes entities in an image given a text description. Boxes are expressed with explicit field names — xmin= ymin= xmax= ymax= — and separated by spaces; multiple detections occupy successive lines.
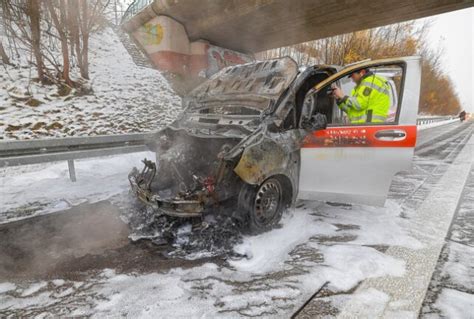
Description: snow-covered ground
xmin=421 ymin=163 xmax=474 ymax=319
xmin=0 ymin=27 xmax=181 ymax=140
xmin=433 ymin=289 xmax=474 ymax=319
xmin=0 ymin=151 xmax=154 ymax=224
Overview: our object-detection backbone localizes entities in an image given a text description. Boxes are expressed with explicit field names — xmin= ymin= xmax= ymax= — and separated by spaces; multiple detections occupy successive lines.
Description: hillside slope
xmin=0 ymin=27 xmax=181 ymax=140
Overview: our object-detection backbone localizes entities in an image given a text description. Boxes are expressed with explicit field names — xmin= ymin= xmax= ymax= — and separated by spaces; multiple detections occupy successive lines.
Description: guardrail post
xmin=67 ymin=159 xmax=77 ymax=182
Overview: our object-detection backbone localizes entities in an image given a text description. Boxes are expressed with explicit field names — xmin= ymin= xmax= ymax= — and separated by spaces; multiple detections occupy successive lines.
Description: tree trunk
xmin=0 ymin=41 xmax=10 ymax=65
xmin=67 ymin=0 xmax=84 ymax=76
xmin=46 ymin=0 xmax=73 ymax=86
xmin=79 ymin=0 xmax=89 ymax=79
xmin=27 ymin=0 xmax=45 ymax=83
xmin=58 ymin=0 xmax=72 ymax=85
xmin=81 ymin=34 xmax=89 ymax=79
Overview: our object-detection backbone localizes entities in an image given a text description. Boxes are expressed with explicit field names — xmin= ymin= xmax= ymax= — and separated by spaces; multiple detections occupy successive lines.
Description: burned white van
xmin=129 ymin=56 xmax=421 ymax=233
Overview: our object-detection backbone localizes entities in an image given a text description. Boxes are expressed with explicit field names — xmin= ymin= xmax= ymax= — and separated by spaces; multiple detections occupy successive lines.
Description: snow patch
xmin=0 ymin=151 xmax=154 ymax=223
xmin=434 ymin=288 xmax=474 ymax=319
xmin=442 ymin=242 xmax=474 ymax=290
xmin=0 ymin=283 xmax=16 ymax=294
xmin=21 ymin=282 xmax=48 ymax=297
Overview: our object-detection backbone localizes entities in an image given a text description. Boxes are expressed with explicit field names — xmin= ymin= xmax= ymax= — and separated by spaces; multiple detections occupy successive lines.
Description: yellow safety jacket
xmin=337 ymin=72 xmax=391 ymax=123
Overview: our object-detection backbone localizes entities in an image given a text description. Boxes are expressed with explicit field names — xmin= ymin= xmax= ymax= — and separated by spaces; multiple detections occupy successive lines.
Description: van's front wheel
xmin=238 ymin=177 xmax=286 ymax=234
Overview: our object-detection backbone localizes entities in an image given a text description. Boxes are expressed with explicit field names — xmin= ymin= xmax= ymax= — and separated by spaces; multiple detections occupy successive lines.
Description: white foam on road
xmin=230 ymin=209 xmax=336 ymax=274
xmin=1 ymin=156 xmax=426 ymax=317
xmin=230 ymin=200 xmax=419 ymax=276
xmin=319 ymin=245 xmax=405 ymax=291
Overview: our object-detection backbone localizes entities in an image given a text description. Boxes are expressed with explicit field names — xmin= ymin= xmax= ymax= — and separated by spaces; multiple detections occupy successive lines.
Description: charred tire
xmin=238 ymin=176 xmax=291 ymax=234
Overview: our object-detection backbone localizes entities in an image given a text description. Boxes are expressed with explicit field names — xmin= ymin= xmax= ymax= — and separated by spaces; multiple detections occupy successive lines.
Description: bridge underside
xmin=122 ymin=0 xmax=472 ymax=91
xmin=123 ymin=0 xmax=472 ymax=53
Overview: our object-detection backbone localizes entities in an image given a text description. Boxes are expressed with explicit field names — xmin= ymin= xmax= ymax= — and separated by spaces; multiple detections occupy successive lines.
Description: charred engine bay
xmin=146 ymin=127 xmax=244 ymax=208
xmin=127 ymin=128 xmax=247 ymax=258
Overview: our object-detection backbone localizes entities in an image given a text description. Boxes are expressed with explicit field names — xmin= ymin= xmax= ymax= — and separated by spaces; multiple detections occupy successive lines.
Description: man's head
xmin=348 ymin=68 xmax=369 ymax=84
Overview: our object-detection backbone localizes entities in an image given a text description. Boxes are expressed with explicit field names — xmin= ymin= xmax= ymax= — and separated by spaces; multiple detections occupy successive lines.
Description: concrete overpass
xmin=121 ymin=0 xmax=473 ymax=87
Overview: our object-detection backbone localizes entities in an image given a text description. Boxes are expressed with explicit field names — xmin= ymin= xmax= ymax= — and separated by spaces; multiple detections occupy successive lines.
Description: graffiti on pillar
xmin=207 ymin=46 xmax=253 ymax=77
xmin=140 ymin=22 xmax=164 ymax=45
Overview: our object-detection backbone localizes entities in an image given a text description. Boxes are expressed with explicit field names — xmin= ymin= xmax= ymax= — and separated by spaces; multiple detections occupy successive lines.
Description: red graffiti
xmin=208 ymin=47 xmax=252 ymax=75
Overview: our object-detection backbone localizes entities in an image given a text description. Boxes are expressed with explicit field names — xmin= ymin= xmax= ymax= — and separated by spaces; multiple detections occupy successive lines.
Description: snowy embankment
xmin=0 ymin=27 xmax=181 ymax=140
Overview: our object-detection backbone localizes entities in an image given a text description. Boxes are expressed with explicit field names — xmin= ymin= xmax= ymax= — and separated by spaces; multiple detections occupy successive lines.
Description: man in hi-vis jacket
xmin=332 ymin=69 xmax=391 ymax=124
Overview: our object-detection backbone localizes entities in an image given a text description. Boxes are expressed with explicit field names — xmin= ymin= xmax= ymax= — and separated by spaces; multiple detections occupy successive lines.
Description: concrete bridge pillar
xmin=125 ymin=15 xmax=254 ymax=93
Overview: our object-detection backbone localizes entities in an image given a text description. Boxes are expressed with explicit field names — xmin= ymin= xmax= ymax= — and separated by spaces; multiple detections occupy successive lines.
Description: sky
xmin=423 ymin=7 xmax=473 ymax=113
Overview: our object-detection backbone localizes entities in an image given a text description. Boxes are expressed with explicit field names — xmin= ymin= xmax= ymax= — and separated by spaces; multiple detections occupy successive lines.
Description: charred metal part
xmin=135 ymin=158 xmax=156 ymax=191
xmin=234 ymin=129 xmax=305 ymax=186
xmin=234 ymin=135 xmax=287 ymax=185
xmin=215 ymin=160 xmax=227 ymax=185
xmin=188 ymin=58 xmax=299 ymax=101
xmin=171 ymin=162 xmax=189 ymax=192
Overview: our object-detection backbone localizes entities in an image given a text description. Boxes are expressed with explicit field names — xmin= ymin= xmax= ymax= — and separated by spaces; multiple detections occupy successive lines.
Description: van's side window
xmin=305 ymin=64 xmax=404 ymax=126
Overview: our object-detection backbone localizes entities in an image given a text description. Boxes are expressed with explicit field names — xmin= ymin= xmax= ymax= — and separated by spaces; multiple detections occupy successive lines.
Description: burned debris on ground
xmin=121 ymin=195 xmax=245 ymax=260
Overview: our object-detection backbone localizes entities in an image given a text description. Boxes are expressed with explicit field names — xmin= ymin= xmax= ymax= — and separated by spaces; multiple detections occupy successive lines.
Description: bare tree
xmin=2 ymin=0 xmax=110 ymax=86
xmin=0 ymin=41 xmax=10 ymax=64
xmin=79 ymin=0 xmax=90 ymax=79
xmin=46 ymin=0 xmax=73 ymax=86
xmin=27 ymin=0 xmax=46 ymax=82
xmin=66 ymin=0 xmax=110 ymax=79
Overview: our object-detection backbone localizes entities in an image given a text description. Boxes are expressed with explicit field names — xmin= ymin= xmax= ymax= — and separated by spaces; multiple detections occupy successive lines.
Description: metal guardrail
xmin=121 ymin=0 xmax=153 ymax=24
xmin=416 ymin=116 xmax=456 ymax=126
xmin=0 ymin=133 xmax=155 ymax=181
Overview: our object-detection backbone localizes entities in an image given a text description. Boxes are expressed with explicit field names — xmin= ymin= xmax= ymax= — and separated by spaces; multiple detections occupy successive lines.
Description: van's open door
xmin=298 ymin=56 xmax=421 ymax=206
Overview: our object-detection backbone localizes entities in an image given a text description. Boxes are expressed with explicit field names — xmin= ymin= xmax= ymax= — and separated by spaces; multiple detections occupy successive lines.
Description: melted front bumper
xmin=128 ymin=166 xmax=204 ymax=218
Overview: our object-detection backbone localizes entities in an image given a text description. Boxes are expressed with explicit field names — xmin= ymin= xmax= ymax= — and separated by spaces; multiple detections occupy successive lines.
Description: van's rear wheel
xmin=238 ymin=177 xmax=286 ymax=234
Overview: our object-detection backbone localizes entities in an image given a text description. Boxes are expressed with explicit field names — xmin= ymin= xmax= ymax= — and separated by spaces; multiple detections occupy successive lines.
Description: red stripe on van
xmin=302 ymin=125 xmax=417 ymax=148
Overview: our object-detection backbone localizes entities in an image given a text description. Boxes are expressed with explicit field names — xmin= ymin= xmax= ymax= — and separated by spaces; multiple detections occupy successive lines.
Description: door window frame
xmin=316 ymin=61 xmax=408 ymax=127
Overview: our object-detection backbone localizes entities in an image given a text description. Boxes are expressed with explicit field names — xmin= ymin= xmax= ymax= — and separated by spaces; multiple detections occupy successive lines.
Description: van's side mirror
xmin=302 ymin=113 xmax=327 ymax=131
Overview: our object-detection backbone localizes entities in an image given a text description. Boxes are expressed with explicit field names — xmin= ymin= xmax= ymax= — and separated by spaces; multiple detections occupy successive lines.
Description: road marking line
xmin=337 ymin=135 xmax=474 ymax=318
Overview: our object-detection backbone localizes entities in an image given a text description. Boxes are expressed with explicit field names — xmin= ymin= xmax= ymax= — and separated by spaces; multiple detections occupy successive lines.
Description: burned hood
xmin=188 ymin=57 xmax=298 ymax=105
